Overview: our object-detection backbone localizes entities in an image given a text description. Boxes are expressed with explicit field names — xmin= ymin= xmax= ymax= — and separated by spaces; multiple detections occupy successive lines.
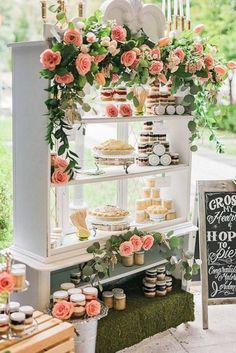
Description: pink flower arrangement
xmin=105 ymin=104 xmax=119 ymax=118
xmin=215 ymin=65 xmax=227 ymax=76
xmin=142 ymin=235 xmax=154 ymax=251
xmin=204 ymin=54 xmax=214 ymax=70
xmin=119 ymin=103 xmax=133 ymax=117
xmin=130 ymin=235 xmax=143 ymax=252
xmin=149 ymin=61 xmax=163 ymax=75
xmin=119 ymin=241 xmax=134 ymax=257
xmin=52 ymin=169 xmax=70 ymax=184
xmin=64 ymin=28 xmax=83 ymax=46
xmin=76 ymin=53 xmax=92 ymax=76
xmin=0 ymin=272 xmax=15 ymax=293
xmin=95 ymin=72 xmax=106 ymax=86
xmin=54 ymin=157 xmax=69 ymax=170
xmin=94 ymin=54 xmax=107 ymax=64
xmin=87 ymin=32 xmax=97 ymax=43
xmin=194 ymin=24 xmax=205 ymax=33
xmin=111 ymin=25 xmax=127 ymax=42
xmin=55 ymin=72 xmax=74 ymax=85
xmin=151 ymin=48 xmax=161 ymax=60
xmin=174 ymin=48 xmax=185 ymax=62
xmin=158 ymin=37 xmax=171 ymax=47
xmin=158 ymin=73 xmax=168 ymax=84
xmin=111 ymin=73 xmax=120 ymax=84
xmin=194 ymin=42 xmax=204 ymax=54
xmin=85 ymin=300 xmax=101 ymax=317
xmin=40 ymin=49 xmax=61 ymax=71
xmin=227 ymin=60 xmax=236 ymax=69
xmin=52 ymin=300 xmax=74 ymax=320
xmin=121 ymin=50 xmax=137 ymax=67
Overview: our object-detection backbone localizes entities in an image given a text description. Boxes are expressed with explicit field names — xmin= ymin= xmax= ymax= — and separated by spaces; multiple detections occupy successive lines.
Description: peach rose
xmin=130 ymin=58 xmax=140 ymax=70
xmin=40 ymin=49 xmax=61 ymax=71
xmin=95 ymin=72 xmax=106 ymax=86
xmin=151 ymin=48 xmax=161 ymax=60
xmin=105 ymin=104 xmax=118 ymax=118
xmin=130 ymin=235 xmax=143 ymax=252
xmin=55 ymin=72 xmax=74 ymax=85
xmin=76 ymin=53 xmax=92 ymax=76
xmin=121 ymin=50 xmax=137 ymax=67
xmin=227 ymin=60 xmax=236 ymax=69
xmin=111 ymin=25 xmax=127 ymax=42
xmin=87 ymin=32 xmax=97 ymax=43
xmin=85 ymin=300 xmax=101 ymax=317
xmin=194 ymin=24 xmax=205 ymax=33
xmin=194 ymin=42 xmax=203 ymax=54
xmin=119 ymin=241 xmax=134 ymax=257
xmin=158 ymin=37 xmax=171 ymax=47
xmin=214 ymin=65 xmax=227 ymax=76
xmin=119 ymin=103 xmax=133 ymax=117
xmin=140 ymin=44 xmax=151 ymax=52
xmin=204 ymin=54 xmax=214 ymax=70
xmin=142 ymin=235 xmax=154 ymax=251
xmin=54 ymin=157 xmax=69 ymax=170
xmin=133 ymin=48 xmax=141 ymax=56
xmin=51 ymin=169 xmax=70 ymax=184
xmin=158 ymin=73 xmax=168 ymax=84
xmin=0 ymin=272 xmax=15 ymax=293
xmin=149 ymin=61 xmax=163 ymax=75
xmin=64 ymin=28 xmax=82 ymax=46
xmin=112 ymin=73 xmax=120 ymax=84
xmin=52 ymin=300 xmax=74 ymax=320
xmin=94 ymin=54 xmax=107 ymax=64
xmin=174 ymin=48 xmax=185 ymax=62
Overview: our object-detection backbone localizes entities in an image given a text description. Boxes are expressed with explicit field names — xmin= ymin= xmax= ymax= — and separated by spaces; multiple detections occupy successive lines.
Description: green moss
xmin=96 ymin=278 xmax=194 ymax=353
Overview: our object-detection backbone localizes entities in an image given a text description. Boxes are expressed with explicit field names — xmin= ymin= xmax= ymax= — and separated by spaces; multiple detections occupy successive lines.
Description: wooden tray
xmin=0 ymin=311 xmax=74 ymax=353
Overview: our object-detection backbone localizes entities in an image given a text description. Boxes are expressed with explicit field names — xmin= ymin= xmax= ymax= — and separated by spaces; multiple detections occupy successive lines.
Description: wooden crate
xmin=0 ymin=311 xmax=75 ymax=353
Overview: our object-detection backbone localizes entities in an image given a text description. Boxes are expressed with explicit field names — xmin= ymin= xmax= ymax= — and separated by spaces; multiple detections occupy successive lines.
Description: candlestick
xmin=186 ymin=0 xmax=190 ymax=21
xmin=40 ymin=0 xmax=47 ymax=23
xmin=78 ymin=0 xmax=85 ymax=19
xmin=167 ymin=21 xmax=172 ymax=34
xmin=180 ymin=16 xmax=185 ymax=31
xmin=186 ymin=19 xmax=191 ymax=30
xmin=173 ymin=15 xmax=178 ymax=30
xmin=179 ymin=0 xmax=183 ymax=17
xmin=174 ymin=0 xmax=178 ymax=16
xmin=167 ymin=0 xmax=171 ymax=22
xmin=162 ymin=0 xmax=166 ymax=18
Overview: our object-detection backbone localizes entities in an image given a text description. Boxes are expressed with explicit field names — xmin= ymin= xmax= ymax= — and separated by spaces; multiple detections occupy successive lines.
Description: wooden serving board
xmin=0 ymin=311 xmax=74 ymax=353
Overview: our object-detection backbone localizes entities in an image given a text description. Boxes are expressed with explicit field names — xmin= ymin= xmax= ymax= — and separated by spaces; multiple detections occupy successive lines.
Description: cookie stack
xmin=142 ymin=265 xmax=173 ymax=298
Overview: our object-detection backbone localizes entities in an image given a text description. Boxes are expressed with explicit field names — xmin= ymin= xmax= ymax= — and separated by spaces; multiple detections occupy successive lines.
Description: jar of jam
xmin=121 ymin=254 xmax=134 ymax=267
xmin=102 ymin=291 xmax=114 ymax=309
xmin=134 ymin=251 xmax=145 ymax=265
xmin=114 ymin=293 xmax=126 ymax=311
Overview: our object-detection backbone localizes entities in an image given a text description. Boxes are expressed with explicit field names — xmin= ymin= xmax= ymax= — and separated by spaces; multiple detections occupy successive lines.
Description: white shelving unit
xmin=9 ymin=40 xmax=197 ymax=310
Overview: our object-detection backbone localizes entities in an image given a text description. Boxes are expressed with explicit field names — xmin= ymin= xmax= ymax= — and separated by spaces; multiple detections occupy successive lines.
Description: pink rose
xmin=133 ymin=48 xmax=141 ymax=56
xmin=199 ymin=72 xmax=212 ymax=83
xmin=0 ymin=272 xmax=15 ymax=293
xmin=158 ymin=37 xmax=171 ymax=47
xmin=64 ymin=28 xmax=82 ymax=46
xmin=85 ymin=300 xmax=101 ymax=317
xmin=119 ymin=241 xmax=134 ymax=257
xmin=130 ymin=58 xmax=140 ymax=70
xmin=140 ymin=44 xmax=151 ymax=52
xmin=119 ymin=103 xmax=133 ymax=117
xmin=52 ymin=300 xmax=74 ymax=320
xmin=158 ymin=73 xmax=168 ymax=84
xmin=94 ymin=54 xmax=107 ymax=64
xmin=227 ymin=60 xmax=236 ymax=69
xmin=76 ymin=53 xmax=92 ymax=76
xmin=40 ymin=49 xmax=61 ymax=71
xmin=194 ymin=42 xmax=203 ymax=54
xmin=55 ymin=72 xmax=74 ymax=85
xmin=204 ymin=54 xmax=214 ymax=70
xmin=142 ymin=235 xmax=154 ymax=251
xmin=151 ymin=48 xmax=161 ymax=60
xmin=111 ymin=25 xmax=127 ymax=42
xmin=121 ymin=50 xmax=137 ymax=67
xmin=214 ymin=65 xmax=227 ymax=76
xmin=87 ymin=32 xmax=97 ymax=43
xmin=105 ymin=104 xmax=118 ymax=118
xmin=54 ymin=157 xmax=69 ymax=170
xmin=130 ymin=235 xmax=143 ymax=252
xmin=194 ymin=24 xmax=205 ymax=33
xmin=149 ymin=61 xmax=163 ymax=75
xmin=112 ymin=73 xmax=120 ymax=84
xmin=52 ymin=169 xmax=70 ymax=184
xmin=174 ymin=48 xmax=185 ymax=62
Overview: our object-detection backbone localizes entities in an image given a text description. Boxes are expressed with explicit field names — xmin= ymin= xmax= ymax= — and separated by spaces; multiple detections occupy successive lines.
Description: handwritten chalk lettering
xmin=209 ymin=195 xmax=236 ymax=210
xmin=207 ymin=231 xmax=236 ymax=242
xmin=211 ymin=281 xmax=236 ymax=298
xmin=207 ymin=211 xmax=236 ymax=229
xmin=209 ymin=266 xmax=236 ymax=281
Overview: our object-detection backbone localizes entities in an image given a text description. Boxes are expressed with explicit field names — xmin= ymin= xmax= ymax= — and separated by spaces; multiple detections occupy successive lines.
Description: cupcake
xmin=100 ymin=87 xmax=113 ymax=101
xmin=113 ymin=87 xmax=127 ymax=101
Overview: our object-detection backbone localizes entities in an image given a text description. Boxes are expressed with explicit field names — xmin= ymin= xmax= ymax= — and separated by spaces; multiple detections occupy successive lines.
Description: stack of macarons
xmin=142 ymin=265 xmax=173 ymax=298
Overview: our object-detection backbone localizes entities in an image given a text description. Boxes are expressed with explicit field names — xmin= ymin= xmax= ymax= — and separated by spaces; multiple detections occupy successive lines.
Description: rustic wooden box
xmin=0 ymin=311 xmax=74 ymax=353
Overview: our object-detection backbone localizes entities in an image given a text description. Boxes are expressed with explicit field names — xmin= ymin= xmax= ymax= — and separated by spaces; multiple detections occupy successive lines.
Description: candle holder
xmin=186 ymin=19 xmax=191 ymax=30
xmin=40 ymin=0 xmax=47 ymax=23
xmin=167 ymin=21 xmax=172 ymax=34
xmin=173 ymin=15 xmax=178 ymax=31
xmin=179 ymin=16 xmax=185 ymax=32
xmin=78 ymin=0 xmax=85 ymax=19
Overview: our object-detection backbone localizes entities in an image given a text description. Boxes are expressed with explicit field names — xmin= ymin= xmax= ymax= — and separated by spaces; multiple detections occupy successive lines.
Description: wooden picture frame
xmin=198 ymin=180 xmax=236 ymax=329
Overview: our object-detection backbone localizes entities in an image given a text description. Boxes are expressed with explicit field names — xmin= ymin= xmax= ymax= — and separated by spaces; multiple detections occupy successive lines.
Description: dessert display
xmin=94 ymin=139 xmax=134 ymax=156
xmin=100 ymin=87 xmax=114 ymax=101
xmin=136 ymin=123 xmax=180 ymax=167
xmin=142 ymin=266 xmax=173 ymax=298
xmin=113 ymin=87 xmax=127 ymax=102
xmin=102 ymin=287 xmax=126 ymax=311
xmin=89 ymin=205 xmax=129 ymax=221
xmin=133 ymin=86 xmax=148 ymax=115
xmin=135 ymin=178 xmax=177 ymax=224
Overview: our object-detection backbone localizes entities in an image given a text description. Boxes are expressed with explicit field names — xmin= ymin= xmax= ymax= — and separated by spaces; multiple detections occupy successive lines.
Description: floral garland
xmin=40 ymin=8 xmax=236 ymax=178
xmin=80 ymin=228 xmax=200 ymax=290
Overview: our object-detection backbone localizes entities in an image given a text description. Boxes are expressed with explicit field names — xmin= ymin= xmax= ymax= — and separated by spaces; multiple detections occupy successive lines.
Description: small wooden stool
xmin=0 ymin=311 xmax=75 ymax=353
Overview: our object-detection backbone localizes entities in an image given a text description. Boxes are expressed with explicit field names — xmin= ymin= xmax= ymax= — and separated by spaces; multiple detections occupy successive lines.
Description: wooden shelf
xmin=80 ymin=114 xmax=193 ymax=125
xmin=51 ymin=164 xmax=188 ymax=187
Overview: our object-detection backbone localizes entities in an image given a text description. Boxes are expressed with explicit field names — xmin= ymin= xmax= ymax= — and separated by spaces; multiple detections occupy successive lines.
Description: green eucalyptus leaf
xmin=133 ymin=96 xmax=139 ymax=107
xmin=190 ymin=145 xmax=198 ymax=152
xmin=183 ymin=94 xmax=195 ymax=106
xmin=82 ymin=103 xmax=91 ymax=112
xmin=127 ymin=91 xmax=134 ymax=100
xmin=82 ymin=266 xmax=94 ymax=277
xmin=188 ymin=120 xmax=197 ymax=132
xmin=58 ymin=144 xmax=66 ymax=156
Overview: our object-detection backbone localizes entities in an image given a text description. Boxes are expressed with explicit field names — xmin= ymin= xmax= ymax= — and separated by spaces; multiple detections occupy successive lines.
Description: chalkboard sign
xmin=198 ymin=180 xmax=236 ymax=329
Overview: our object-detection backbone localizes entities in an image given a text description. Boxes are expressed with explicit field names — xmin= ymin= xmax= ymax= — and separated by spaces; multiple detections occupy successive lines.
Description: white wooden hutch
xmin=10 ymin=0 xmax=197 ymax=310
